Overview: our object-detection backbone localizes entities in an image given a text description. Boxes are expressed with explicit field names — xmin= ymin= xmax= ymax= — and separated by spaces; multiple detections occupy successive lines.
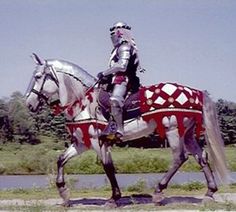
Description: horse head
xmin=26 ymin=53 xmax=97 ymax=114
xmin=25 ymin=53 xmax=59 ymax=112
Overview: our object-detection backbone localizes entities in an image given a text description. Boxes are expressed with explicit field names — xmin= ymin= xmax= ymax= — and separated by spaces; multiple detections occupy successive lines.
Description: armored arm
xmin=103 ymin=44 xmax=131 ymax=76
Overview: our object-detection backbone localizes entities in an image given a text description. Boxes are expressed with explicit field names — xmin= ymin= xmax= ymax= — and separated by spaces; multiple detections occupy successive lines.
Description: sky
xmin=0 ymin=0 xmax=235 ymax=102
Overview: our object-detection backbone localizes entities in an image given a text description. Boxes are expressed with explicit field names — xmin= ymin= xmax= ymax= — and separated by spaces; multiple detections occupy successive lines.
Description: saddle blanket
xmin=98 ymin=82 xmax=204 ymax=138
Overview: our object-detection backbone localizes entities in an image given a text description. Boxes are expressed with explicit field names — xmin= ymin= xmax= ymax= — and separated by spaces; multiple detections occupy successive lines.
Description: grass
xmin=0 ymin=136 xmax=236 ymax=175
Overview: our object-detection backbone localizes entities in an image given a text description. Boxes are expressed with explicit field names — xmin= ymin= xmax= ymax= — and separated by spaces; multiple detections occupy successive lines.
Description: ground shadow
xmin=68 ymin=194 xmax=203 ymax=207
xmin=160 ymin=196 xmax=202 ymax=205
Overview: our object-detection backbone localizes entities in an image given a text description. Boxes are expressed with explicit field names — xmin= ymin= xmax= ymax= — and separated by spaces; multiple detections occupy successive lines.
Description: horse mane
xmin=46 ymin=59 xmax=97 ymax=88
xmin=45 ymin=59 xmax=97 ymax=105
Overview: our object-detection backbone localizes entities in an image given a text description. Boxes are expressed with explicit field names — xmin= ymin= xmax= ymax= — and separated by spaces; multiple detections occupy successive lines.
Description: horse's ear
xmin=31 ymin=53 xmax=44 ymax=65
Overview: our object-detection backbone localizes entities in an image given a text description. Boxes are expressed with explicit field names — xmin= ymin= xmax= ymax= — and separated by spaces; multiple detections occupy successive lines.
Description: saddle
xmin=98 ymin=89 xmax=141 ymax=121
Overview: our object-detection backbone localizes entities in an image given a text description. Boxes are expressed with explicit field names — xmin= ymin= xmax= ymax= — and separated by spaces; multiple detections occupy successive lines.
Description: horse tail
xmin=202 ymin=91 xmax=230 ymax=184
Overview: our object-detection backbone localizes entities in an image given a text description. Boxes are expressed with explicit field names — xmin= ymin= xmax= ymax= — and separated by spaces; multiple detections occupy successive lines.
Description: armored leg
xmin=99 ymin=83 xmax=126 ymax=142
xmin=110 ymin=100 xmax=123 ymax=136
xmin=110 ymin=82 xmax=127 ymax=136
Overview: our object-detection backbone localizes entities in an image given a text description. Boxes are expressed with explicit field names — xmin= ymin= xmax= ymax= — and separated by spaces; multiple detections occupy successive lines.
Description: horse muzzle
xmin=26 ymin=97 xmax=44 ymax=113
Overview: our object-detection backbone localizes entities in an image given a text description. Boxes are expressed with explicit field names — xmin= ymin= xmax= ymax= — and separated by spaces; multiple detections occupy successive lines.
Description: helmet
xmin=110 ymin=21 xmax=131 ymax=32
xmin=110 ymin=21 xmax=132 ymax=47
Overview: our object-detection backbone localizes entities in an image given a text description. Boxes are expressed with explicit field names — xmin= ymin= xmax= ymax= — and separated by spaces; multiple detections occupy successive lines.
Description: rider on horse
xmin=97 ymin=21 xmax=142 ymax=140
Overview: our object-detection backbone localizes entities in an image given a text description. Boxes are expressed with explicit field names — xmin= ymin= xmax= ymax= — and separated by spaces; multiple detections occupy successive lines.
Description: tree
xmin=216 ymin=99 xmax=236 ymax=145
xmin=7 ymin=92 xmax=38 ymax=144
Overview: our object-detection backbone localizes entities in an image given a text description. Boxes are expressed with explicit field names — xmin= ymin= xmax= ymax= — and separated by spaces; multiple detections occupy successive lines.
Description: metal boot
xmin=110 ymin=101 xmax=123 ymax=138
xmin=99 ymin=100 xmax=123 ymax=142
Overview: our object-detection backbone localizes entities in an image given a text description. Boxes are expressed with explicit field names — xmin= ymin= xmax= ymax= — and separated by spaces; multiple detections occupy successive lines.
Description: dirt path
xmin=0 ymin=193 xmax=236 ymax=208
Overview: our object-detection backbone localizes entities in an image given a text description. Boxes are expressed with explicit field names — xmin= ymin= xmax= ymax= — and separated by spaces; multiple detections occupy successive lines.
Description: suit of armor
xmin=98 ymin=22 xmax=140 ymax=138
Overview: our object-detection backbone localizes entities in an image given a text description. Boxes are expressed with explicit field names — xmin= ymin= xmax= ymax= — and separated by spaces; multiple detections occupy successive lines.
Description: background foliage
xmin=0 ymin=92 xmax=67 ymax=144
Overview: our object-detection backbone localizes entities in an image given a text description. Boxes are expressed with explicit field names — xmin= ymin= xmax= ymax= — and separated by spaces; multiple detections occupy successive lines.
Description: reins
xmin=84 ymin=79 xmax=100 ymax=96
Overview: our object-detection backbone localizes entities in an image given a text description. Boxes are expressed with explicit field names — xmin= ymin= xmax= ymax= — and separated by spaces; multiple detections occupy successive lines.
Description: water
xmin=0 ymin=172 xmax=236 ymax=190
xmin=0 ymin=175 xmax=49 ymax=189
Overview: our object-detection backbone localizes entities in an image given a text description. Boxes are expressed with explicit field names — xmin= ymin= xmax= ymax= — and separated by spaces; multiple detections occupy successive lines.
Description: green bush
xmin=18 ymin=149 xmax=58 ymax=174
xmin=114 ymin=149 xmax=169 ymax=173
xmin=125 ymin=179 xmax=147 ymax=192
xmin=170 ymin=181 xmax=205 ymax=191
xmin=65 ymin=151 xmax=104 ymax=174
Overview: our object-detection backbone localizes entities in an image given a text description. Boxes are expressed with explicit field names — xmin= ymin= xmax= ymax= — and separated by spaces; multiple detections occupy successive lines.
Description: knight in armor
xmin=97 ymin=21 xmax=141 ymax=140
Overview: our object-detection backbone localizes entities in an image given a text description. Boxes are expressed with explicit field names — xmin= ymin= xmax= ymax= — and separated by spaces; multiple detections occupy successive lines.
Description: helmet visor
xmin=110 ymin=31 xmax=120 ymax=46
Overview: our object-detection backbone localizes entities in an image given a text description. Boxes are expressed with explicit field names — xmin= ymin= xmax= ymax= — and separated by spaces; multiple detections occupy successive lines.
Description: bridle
xmin=29 ymin=65 xmax=59 ymax=106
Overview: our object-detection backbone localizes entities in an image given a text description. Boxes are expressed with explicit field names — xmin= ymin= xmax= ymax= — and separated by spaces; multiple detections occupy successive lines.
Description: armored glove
xmin=97 ymin=72 xmax=104 ymax=80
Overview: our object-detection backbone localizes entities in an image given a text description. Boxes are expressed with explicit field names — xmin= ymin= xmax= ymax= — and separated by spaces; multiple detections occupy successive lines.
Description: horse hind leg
xmin=153 ymin=116 xmax=188 ymax=205
xmin=184 ymin=118 xmax=217 ymax=201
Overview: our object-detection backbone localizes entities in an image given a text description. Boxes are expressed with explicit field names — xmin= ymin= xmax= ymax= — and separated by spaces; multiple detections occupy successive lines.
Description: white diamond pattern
xmin=146 ymin=90 xmax=153 ymax=99
xmin=162 ymin=84 xmax=177 ymax=96
xmin=143 ymin=83 xmax=203 ymax=111
xmin=154 ymin=96 xmax=166 ymax=105
xmin=176 ymin=93 xmax=188 ymax=105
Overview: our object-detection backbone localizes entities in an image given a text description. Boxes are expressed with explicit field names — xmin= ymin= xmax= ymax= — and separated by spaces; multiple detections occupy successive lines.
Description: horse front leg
xmin=91 ymin=139 xmax=121 ymax=208
xmin=102 ymin=160 xmax=121 ymax=206
xmin=56 ymin=141 xmax=87 ymax=206
xmin=153 ymin=127 xmax=188 ymax=205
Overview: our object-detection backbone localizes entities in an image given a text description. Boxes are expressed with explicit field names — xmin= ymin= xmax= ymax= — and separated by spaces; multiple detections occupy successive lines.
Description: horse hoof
xmin=202 ymin=195 xmax=215 ymax=204
xmin=62 ymin=200 xmax=72 ymax=207
xmin=152 ymin=192 xmax=165 ymax=205
xmin=58 ymin=186 xmax=70 ymax=203
xmin=104 ymin=199 xmax=118 ymax=208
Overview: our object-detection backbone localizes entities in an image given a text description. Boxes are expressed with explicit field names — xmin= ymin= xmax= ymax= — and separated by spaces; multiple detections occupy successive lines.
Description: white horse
xmin=26 ymin=53 xmax=230 ymax=207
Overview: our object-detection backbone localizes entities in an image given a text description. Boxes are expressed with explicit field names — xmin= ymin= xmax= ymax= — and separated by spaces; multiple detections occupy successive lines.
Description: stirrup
xmin=99 ymin=131 xmax=123 ymax=143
